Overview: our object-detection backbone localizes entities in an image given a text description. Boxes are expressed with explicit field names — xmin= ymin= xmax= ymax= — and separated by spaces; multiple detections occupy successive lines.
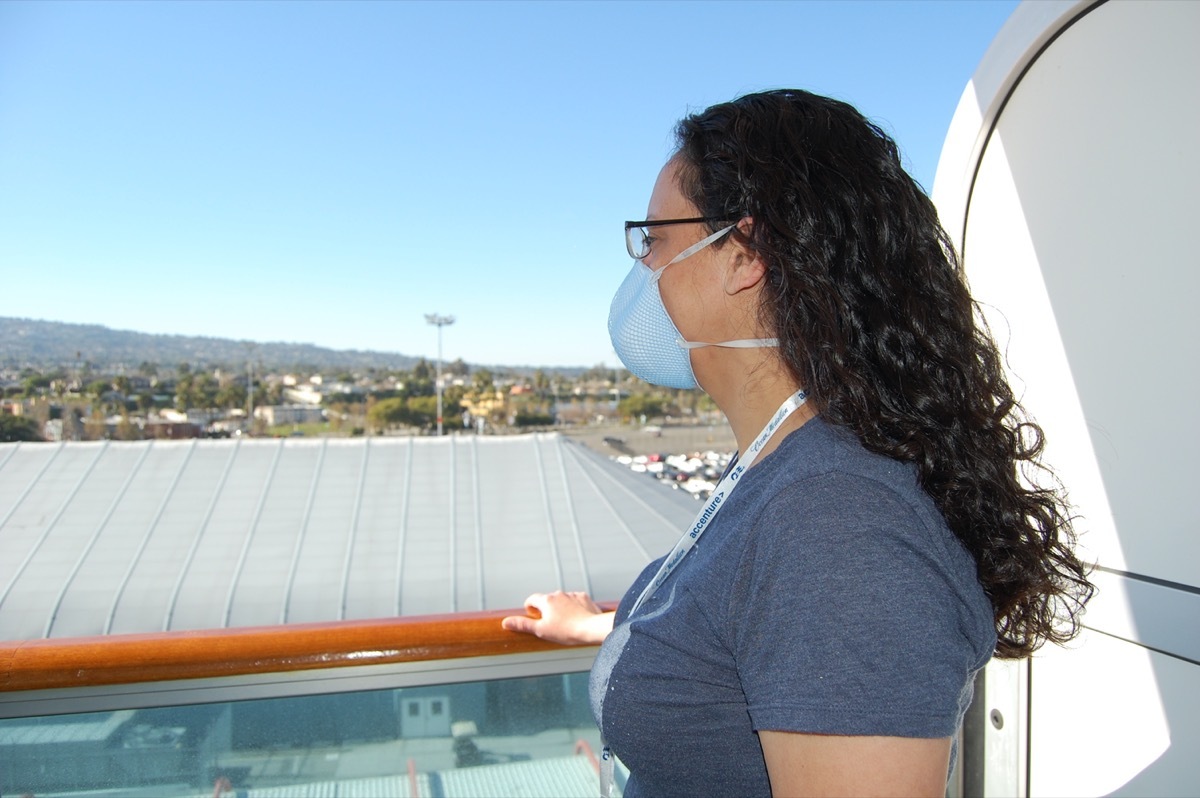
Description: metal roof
xmin=180 ymin=756 xmax=604 ymax=798
xmin=0 ymin=710 xmax=135 ymax=746
xmin=0 ymin=434 xmax=696 ymax=641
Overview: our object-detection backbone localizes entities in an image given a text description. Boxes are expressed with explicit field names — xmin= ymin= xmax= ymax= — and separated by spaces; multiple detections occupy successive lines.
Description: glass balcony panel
xmin=0 ymin=671 xmax=621 ymax=797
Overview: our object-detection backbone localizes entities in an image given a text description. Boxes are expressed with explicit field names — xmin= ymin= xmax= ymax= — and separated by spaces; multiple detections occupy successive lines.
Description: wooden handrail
xmin=0 ymin=604 xmax=615 ymax=694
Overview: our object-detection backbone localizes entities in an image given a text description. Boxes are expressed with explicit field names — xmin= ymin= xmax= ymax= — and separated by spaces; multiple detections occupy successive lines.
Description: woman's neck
xmin=699 ymin=353 xmax=816 ymax=464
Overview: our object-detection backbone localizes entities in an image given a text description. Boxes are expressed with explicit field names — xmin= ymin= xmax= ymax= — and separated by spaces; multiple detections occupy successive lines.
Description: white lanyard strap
xmin=599 ymin=388 xmax=809 ymax=797
xmin=600 ymin=745 xmax=615 ymax=798
xmin=626 ymin=388 xmax=808 ymax=619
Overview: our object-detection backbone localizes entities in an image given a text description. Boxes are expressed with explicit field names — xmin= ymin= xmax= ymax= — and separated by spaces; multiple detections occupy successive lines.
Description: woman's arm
xmin=759 ymin=731 xmax=951 ymax=798
xmin=501 ymin=590 xmax=615 ymax=645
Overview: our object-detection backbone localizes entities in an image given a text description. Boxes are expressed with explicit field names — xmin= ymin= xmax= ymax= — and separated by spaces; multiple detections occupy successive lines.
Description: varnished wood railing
xmin=0 ymin=605 xmax=614 ymax=694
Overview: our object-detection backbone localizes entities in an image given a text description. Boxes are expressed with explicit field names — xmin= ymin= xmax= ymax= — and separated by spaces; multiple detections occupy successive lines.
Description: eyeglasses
xmin=624 ymin=217 xmax=730 ymax=260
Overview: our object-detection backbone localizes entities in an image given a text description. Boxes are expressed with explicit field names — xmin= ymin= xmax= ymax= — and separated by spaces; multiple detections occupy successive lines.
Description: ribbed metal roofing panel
xmin=183 ymin=774 xmax=423 ymax=798
xmin=180 ymin=758 xmax=599 ymax=798
xmin=437 ymin=755 xmax=598 ymax=797
xmin=0 ymin=434 xmax=696 ymax=641
xmin=0 ymin=710 xmax=135 ymax=746
xmin=287 ymin=439 xmax=369 ymax=625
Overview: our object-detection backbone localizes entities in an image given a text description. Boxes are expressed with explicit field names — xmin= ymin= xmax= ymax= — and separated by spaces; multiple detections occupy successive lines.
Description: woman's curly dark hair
xmin=675 ymin=89 xmax=1093 ymax=658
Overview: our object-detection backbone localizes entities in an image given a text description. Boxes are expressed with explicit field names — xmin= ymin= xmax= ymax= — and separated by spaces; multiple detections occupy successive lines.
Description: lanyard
xmin=626 ymin=388 xmax=808 ymax=618
xmin=599 ymin=387 xmax=808 ymax=797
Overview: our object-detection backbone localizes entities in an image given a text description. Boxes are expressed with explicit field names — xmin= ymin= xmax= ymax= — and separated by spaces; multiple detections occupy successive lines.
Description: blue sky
xmin=0 ymin=0 xmax=1017 ymax=369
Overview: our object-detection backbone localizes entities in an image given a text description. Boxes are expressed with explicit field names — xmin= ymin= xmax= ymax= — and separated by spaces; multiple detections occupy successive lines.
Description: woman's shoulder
xmin=741 ymin=417 xmax=988 ymax=612
xmin=751 ymin=417 xmax=930 ymax=519
xmin=725 ymin=434 xmax=994 ymax=665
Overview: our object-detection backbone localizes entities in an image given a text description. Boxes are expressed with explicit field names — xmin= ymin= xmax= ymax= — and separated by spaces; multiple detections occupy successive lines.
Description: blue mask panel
xmin=608 ymin=260 xmax=699 ymax=389
xmin=608 ymin=222 xmax=778 ymax=390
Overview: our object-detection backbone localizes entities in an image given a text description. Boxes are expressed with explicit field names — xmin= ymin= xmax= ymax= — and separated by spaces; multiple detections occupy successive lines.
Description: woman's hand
xmin=501 ymin=590 xmax=615 ymax=645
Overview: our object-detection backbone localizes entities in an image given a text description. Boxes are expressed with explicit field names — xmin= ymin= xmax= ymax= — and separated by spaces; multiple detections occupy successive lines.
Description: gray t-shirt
xmin=589 ymin=417 xmax=996 ymax=797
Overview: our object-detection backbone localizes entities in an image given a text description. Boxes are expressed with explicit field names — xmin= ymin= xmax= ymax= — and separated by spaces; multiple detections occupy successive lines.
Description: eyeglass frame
xmin=624 ymin=217 xmax=733 ymax=260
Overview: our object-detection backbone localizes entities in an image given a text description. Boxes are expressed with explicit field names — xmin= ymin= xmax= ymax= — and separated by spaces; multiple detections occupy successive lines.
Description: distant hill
xmin=0 ymin=317 xmax=587 ymax=376
xmin=0 ymin=317 xmax=424 ymax=372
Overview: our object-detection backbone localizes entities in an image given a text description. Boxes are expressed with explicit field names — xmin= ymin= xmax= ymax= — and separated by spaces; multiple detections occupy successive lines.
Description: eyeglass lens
xmin=627 ymin=226 xmax=650 ymax=259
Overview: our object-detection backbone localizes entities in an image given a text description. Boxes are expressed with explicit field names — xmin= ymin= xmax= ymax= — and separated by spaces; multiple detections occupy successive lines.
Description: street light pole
xmin=244 ymin=342 xmax=255 ymax=436
xmin=424 ymin=313 xmax=455 ymax=436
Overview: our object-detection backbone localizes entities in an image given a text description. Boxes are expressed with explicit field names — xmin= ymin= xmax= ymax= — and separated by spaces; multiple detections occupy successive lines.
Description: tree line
xmin=2 ymin=358 xmax=718 ymax=440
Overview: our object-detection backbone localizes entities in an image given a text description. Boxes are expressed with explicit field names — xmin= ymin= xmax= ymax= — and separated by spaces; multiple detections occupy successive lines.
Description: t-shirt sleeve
xmin=729 ymin=472 xmax=987 ymax=739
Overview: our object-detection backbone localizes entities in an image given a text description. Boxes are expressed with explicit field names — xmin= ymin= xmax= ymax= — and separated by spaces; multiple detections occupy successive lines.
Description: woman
xmin=502 ymin=89 xmax=1092 ymax=797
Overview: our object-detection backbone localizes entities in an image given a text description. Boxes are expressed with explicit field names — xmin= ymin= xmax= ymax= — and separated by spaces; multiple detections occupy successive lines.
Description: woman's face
xmin=639 ymin=159 xmax=708 ymax=270
xmin=640 ymin=159 xmax=737 ymax=347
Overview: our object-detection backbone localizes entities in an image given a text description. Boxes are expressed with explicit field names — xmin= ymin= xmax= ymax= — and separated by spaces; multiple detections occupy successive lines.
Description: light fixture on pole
xmin=424 ymin=313 xmax=455 ymax=436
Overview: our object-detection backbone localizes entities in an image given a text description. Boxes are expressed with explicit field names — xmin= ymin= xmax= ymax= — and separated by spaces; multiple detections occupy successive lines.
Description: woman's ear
xmin=724 ymin=218 xmax=767 ymax=295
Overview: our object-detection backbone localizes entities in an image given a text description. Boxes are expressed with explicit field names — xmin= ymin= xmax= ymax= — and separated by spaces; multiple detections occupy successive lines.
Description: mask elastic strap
xmin=677 ymin=337 xmax=779 ymax=350
xmin=648 ymin=222 xmax=740 ymax=280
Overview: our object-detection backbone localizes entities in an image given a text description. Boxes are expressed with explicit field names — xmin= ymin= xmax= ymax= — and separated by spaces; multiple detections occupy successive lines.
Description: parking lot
xmin=562 ymin=422 xmax=736 ymax=459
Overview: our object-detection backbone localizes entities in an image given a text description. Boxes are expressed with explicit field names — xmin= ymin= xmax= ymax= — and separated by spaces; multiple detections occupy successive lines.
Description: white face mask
xmin=607 ymin=223 xmax=778 ymax=390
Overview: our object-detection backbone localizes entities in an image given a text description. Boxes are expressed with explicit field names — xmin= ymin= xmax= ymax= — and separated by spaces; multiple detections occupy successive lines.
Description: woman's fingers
xmin=522 ymin=592 xmax=548 ymax=618
xmin=500 ymin=613 xmax=536 ymax=634
xmin=502 ymin=590 xmax=605 ymax=643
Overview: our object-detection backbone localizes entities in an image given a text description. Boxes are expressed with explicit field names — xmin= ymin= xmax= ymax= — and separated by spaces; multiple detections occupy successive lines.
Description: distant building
xmin=254 ymin=404 xmax=326 ymax=426
xmin=143 ymin=420 xmax=201 ymax=439
xmin=282 ymin=385 xmax=324 ymax=406
xmin=42 ymin=418 xmax=64 ymax=441
xmin=462 ymin=389 xmax=508 ymax=421
xmin=185 ymin=409 xmax=223 ymax=426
